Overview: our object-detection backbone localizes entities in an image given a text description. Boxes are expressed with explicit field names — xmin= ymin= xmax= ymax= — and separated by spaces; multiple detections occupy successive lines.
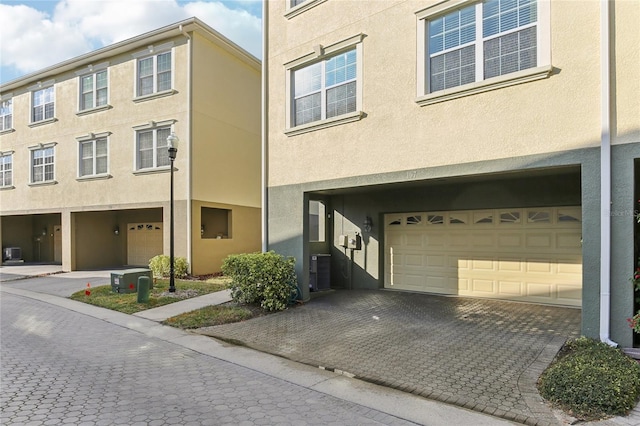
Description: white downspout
xmin=261 ymin=0 xmax=268 ymax=252
xmin=599 ymin=0 xmax=617 ymax=347
xmin=180 ymin=25 xmax=193 ymax=272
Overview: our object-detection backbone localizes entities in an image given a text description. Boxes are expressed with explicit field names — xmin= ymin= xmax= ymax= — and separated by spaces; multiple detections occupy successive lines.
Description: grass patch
xmin=162 ymin=305 xmax=255 ymax=329
xmin=538 ymin=337 xmax=640 ymax=421
xmin=69 ymin=277 xmax=229 ymax=314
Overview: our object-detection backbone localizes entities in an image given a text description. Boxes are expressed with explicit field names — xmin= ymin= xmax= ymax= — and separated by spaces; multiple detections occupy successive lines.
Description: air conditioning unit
xmin=309 ymin=254 xmax=331 ymax=291
xmin=3 ymin=247 xmax=22 ymax=261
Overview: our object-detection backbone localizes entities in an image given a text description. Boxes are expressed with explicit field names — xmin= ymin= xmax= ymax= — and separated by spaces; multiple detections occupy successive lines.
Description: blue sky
xmin=0 ymin=0 xmax=262 ymax=84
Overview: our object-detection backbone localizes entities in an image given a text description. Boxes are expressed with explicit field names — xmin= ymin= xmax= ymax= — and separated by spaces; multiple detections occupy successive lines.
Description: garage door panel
xmin=557 ymin=285 xmax=582 ymax=304
xmin=405 ymin=254 xmax=424 ymax=267
xmin=426 ymin=254 xmax=446 ymax=267
xmin=384 ymin=207 xmax=582 ymax=307
xmin=405 ymin=233 xmax=423 ymax=247
xmin=526 ymin=234 xmax=553 ymax=248
xmin=498 ymin=234 xmax=523 ymax=248
xmin=499 ymin=281 xmax=524 ymax=296
xmin=471 ymin=258 xmax=494 ymax=271
xmin=526 ymin=282 xmax=553 ymax=299
xmin=449 ymin=234 xmax=469 ymax=248
xmin=526 ymin=259 xmax=553 ymax=273
xmin=472 ymin=234 xmax=495 ymax=248
xmin=471 ymin=279 xmax=495 ymax=293
xmin=498 ymin=259 xmax=523 ymax=272
xmin=557 ymin=233 xmax=582 ymax=249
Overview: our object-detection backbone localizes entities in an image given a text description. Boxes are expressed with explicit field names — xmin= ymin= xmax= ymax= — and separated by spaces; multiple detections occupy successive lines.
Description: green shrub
xmin=221 ymin=251 xmax=298 ymax=312
xmin=149 ymin=255 xmax=189 ymax=279
xmin=538 ymin=337 xmax=640 ymax=420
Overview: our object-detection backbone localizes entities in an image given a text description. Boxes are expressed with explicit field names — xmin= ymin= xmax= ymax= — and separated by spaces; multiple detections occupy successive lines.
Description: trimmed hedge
xmin=149 ymin=255 xmax=189 ymax=279
xmin=538 ymin=337 xmax=640 ymax=420
xmin=221 ymin=251 xmax=298 ymax=312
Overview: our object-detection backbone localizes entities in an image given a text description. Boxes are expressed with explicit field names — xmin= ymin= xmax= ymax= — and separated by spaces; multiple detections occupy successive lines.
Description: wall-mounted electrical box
xmin=338 ymin=234 xmax=361 ymax=250
xmin=348 ymin=234 xmax=362 ymax=250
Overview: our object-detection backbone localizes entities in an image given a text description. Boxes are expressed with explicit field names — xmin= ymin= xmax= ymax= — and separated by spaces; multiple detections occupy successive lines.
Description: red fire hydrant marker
xmin=85 ymin=283 xmax=91 ymax=297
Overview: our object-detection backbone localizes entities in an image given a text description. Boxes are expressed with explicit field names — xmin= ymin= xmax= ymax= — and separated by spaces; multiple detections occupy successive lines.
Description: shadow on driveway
xmin=199 ymin=289 xmax=581 ymax=426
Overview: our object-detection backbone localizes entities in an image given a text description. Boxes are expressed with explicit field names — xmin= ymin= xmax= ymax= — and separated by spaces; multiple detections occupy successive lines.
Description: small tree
xmin=222 ymin=251 xmax=298 ymax=312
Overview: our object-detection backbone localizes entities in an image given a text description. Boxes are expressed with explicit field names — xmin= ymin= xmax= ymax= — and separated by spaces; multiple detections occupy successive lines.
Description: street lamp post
xmin=167 ymin=132 xmax=179 ymax=293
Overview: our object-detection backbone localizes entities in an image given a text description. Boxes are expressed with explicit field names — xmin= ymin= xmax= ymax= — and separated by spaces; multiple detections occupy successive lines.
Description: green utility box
xmin=110 ymin=268 xmax=153 ymax=293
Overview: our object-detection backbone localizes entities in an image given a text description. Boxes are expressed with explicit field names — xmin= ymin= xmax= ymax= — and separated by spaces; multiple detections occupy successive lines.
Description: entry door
xmin=384 ymin=207 xmax=582 ymax=307
xmin=54 ymin=226 xmax=62 ymax=263
xmin=127 ymin=223 xmax=163 ymax=266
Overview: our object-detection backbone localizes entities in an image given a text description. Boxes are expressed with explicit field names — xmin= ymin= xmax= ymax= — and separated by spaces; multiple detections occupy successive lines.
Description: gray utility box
xmin=111 ymin=269 xmax=153 ymax=293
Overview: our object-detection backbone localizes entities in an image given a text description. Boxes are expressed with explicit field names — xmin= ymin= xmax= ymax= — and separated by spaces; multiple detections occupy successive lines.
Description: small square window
xmin=201 ymin=207 xmax=232 ymax=239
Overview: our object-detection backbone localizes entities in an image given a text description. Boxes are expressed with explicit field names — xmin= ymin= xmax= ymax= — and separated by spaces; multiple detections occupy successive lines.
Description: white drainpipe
xmin=261 ymin=0 xmax=268 ymax=252
xmin=599 ymin=0 xmax=617 ymax=347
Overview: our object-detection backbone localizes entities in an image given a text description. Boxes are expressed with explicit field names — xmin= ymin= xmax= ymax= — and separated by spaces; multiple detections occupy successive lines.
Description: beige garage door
xmin=384 ymin=207 xmax=582 ymax=307
xmin=127 ymin=223 xmax=163 ymax=267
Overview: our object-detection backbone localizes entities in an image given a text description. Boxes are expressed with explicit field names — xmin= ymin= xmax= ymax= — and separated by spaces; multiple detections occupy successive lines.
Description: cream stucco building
xmin=0 ymin=18 xmax=262 ymax=276
xmin=264 ymin=0 xmax=640 ymax=346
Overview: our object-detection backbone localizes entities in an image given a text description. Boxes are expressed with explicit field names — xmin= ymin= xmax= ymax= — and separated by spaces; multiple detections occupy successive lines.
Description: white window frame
xmin=76 ymin=132 xmax=111 ymax=180
xmin=132 ymin=120 xmax=177 ymax=173
xmin=132 ymin=42 xmax=175 ymax=101
xmin=0 ymin=151 xmax=13 ymax=188
xmin=415 ymin=0 xmax=551 ymax=106
xmin=29 ymin=143 xmax=57 ymax=185
xmin=76 ymin=63 xmax=110 ymax=114
xmin=0 ymin=96 xmax=13 ymax=133
xmin=285 ymin=0 xmax=328 ymax=19
xmin=29 ymin=81 xmax=56 ymax=125
xmin=284 ymin=34 xmax=365 ymax=136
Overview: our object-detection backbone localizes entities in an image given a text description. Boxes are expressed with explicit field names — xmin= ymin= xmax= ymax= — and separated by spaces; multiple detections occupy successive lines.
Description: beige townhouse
xmin=264 ymin=0 xmax=640 ymax=347
xmin=0 ymin=17 xmax=262 ymax=276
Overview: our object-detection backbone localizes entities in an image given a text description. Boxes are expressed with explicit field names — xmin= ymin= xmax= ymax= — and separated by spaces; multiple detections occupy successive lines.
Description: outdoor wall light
xmin=41 ymin=228 xmax=47 ymax=236
xmin=363 ymin=216 xmax=373 ymax=232
xmin=114 ymin=226 xmax=120 ymax=236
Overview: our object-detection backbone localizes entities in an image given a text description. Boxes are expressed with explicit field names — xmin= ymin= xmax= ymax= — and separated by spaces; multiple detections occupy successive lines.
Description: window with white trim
xmin=79 ymin=137 xmax=108 ymax=177
xmin=0 ymin=99 xmax=12 ymax=131
xmin=291 ymin=0 xmax=307 ymax=6
xmin=137 ymin=51 xmax=172 ymax=97
xmin=31 ymin=146 xmax=55 ymax=183
xmin=418 ymin=0 xmax=548 ymax=98
xmin=293 ymin=49 xmax=357 ymax=126
xmin=135 ymin=126 xmax=170 ymax=170
xmin=32 ymin=86 xmax=55 ymax=122
xmin=80 ymin=70 xmax=108 ymax=110
xmin=0 ymin=153 xmax=12 ymax=187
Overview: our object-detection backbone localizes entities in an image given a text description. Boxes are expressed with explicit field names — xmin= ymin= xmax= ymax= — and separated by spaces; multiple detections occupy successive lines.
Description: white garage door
xmin=127 ymin=223 xmax=163 ymax=267
xmin=384 ymin=207 xmax=582 ymax=307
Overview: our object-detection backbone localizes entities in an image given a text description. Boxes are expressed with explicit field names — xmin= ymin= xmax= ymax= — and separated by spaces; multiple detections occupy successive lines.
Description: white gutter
xmin=261 ymin=0 xmax=269 ymax=252
xmin=599 ymin=0 xmax=617 ymax=347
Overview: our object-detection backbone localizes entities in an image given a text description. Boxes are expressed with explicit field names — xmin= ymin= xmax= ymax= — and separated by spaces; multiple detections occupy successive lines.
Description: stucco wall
xmin=267 ymin=1 xmax=605 ymax=188
xmin=190 ymin=200 xmax=261 ymax=275
xmin=0 ymin=35 xmax=190 ymax=215
xmin=191 ymin=32 xmax=261 ymax=208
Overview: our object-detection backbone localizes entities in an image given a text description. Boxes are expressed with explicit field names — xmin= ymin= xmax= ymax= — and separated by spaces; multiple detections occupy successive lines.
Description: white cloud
xmin=184 ymin=1 xmax=261 ymax=55
xmin=0 ymin=0 xmax=261 ymax=82
xmin=0 ymin=4 xmax=92 ymax=74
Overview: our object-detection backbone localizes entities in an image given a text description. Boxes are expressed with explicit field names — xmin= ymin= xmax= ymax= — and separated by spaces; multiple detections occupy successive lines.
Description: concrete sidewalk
xmin=133 ymin=289 xmax=233 ymax=321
